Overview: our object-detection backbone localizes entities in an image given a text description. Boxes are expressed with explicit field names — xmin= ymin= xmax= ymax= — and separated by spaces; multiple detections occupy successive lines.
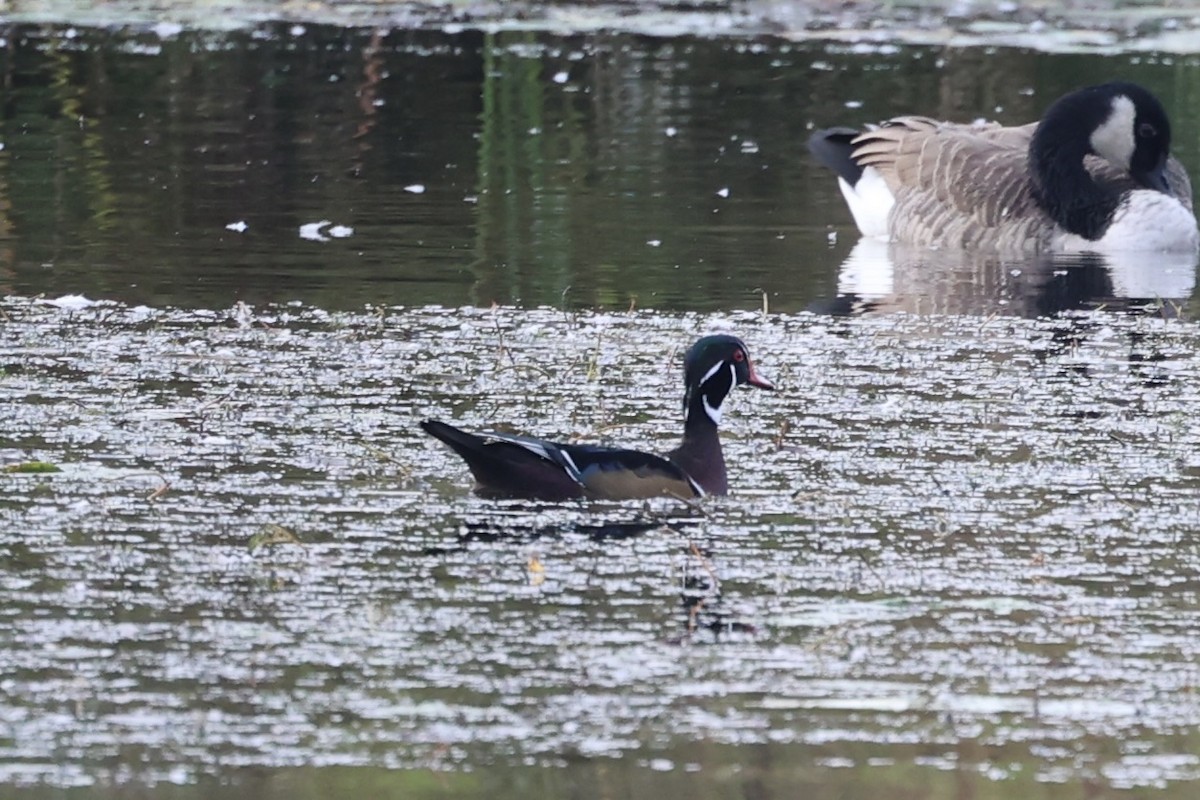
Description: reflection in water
xmin=823 ymin=237 xmax=1198 ymax=317
xmin=422 ymin=508 xmax=750 ymax=642
xmin=671 ymin=539 xmax=758 ymax=644
xmin=1 ymin=25 xmax=1199 ymax=313
xmin=422 ymin=514 xmax=669 ymax=552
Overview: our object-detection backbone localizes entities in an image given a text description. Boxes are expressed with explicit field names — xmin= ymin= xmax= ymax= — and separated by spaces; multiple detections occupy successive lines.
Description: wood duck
xmin=421 ymin=334 xmax=774 ymax=501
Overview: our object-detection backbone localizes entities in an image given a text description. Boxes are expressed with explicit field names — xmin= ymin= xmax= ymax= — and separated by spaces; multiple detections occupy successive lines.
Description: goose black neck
xmin=1029 ymin=118 xmax=1122 ymax=242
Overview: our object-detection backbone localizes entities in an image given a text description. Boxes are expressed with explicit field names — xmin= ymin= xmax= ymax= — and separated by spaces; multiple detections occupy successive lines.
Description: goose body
xmin=422 ymin=335 xmax=774 ymax=501
xmin=808 ymin=83 xmax=1199 ymax=253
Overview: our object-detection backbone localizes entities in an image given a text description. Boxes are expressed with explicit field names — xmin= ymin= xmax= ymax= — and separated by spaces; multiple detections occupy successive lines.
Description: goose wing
xmin=850 ymin=118 xmax=1045 ymax=248
xmin=1166 ymin=158 xmax=1194 ymax=211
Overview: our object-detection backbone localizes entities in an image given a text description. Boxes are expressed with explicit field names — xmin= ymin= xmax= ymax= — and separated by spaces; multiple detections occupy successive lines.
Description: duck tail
xmin=420 ymin=419 xmax=485 ymax=459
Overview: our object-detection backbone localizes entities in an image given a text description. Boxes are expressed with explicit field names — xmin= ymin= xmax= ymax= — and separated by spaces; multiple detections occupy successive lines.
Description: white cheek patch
xmin=699 ymin=363 xmax=737 ymax=425
xmin=1090 ymin=94 xmax=1136 ymax=170
xmin=699 ymin=359 xmax=725 ymax=385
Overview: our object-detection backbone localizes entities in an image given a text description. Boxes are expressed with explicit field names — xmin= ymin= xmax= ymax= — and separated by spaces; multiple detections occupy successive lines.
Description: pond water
xmin=4 ymin=23 xmax=1200 ymax=315
xmin=4 ymin=18 xmax=1200 ymax=800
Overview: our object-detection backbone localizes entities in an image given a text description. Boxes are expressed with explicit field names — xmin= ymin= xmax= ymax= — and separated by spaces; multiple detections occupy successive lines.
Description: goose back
xmin=811 ymin=84 xmax=1199 ymax=252
xmin=850 ymin=118 xmax=1048 ymax=250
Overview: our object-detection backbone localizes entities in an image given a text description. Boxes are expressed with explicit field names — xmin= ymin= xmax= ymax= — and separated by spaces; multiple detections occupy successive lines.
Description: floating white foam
xmin=299 ymin=220 xmax=332 ymax=241
xmin=43 ymin=294 xmax=96 ymax=310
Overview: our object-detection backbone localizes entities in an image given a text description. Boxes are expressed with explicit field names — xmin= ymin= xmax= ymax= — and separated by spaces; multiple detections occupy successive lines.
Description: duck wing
xmin=421 ymin=420 xmax=702 ymax=501
xmin=563 ymin=443 xmax=704 ymax=500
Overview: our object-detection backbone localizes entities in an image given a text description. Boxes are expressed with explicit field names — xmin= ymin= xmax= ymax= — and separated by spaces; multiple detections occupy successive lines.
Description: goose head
xmin=1033 ymin=82 xmax=1175 ymax=194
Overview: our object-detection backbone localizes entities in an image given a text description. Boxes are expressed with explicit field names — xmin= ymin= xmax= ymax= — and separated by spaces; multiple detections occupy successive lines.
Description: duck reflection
xmin=423 ymin=508 xmax=754 ymax=642
xmin=422 ymin=514 xmax=666 ymax=550
xmin=817 ymin=238 xmax=1197 ymax=318
xmin=669 ymin=539 xmax=758 ymax=644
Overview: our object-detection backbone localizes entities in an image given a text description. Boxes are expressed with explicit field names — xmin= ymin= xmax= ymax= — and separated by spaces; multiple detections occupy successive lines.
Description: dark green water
xmin=1 ymin=24 xmax=1199 ymax=314
xmin=5 ymin=21 xmax=1200 ymax=800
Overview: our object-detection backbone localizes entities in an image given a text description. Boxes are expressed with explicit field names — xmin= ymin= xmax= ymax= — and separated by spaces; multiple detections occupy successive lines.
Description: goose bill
xmin=1133 ymin=161 xmax=1171 ymax=193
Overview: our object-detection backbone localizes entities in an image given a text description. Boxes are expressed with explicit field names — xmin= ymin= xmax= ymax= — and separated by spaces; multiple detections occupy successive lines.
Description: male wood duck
xmin=421 ymin=334 xmax=774 ymax=501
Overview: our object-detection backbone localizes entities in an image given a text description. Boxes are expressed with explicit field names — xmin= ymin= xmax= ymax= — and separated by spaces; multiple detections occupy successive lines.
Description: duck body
xmin=420 ymin=420 xmax=704 ymax=501
xmin=808 ymin=82 xmax=1199 ymax=253
xmin=422 ymin=335 xmax=774 ymax=501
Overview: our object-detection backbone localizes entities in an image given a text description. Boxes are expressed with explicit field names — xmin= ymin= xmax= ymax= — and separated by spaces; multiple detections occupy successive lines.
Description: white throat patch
xmin=1089 ymin=94 xmax=1136 ymax=170
xmin=698 ymin=363 xmax=737 ymax=425
xmin=702 ymin=393 xmax=723 ymax=425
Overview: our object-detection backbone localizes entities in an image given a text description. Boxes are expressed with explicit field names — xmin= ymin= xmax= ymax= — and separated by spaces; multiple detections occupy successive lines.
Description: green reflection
xmin=0 ymin=27 xmax=1197 ymax=313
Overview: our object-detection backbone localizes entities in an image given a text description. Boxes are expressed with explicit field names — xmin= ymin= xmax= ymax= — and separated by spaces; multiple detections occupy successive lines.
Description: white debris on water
xmin=298 ymin=221 xmax=354 ymax=241
xmin=151 ymin=21 xmax=183 ymax=39
xmin=42 ymin=295 xmax=97 ymax=310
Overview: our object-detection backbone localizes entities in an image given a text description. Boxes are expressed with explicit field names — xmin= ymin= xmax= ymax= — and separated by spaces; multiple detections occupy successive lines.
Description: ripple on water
xmin=3 ymin=297 xmax=1200 ymax=789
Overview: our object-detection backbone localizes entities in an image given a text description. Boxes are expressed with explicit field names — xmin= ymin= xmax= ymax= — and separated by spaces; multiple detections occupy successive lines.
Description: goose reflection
xmin=817 ymin=238 xmax=1197 ymax=318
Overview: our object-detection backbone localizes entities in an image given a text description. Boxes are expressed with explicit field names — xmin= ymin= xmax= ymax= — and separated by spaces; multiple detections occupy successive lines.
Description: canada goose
xmin=808 ymin=82 xmax=1200 ymax=252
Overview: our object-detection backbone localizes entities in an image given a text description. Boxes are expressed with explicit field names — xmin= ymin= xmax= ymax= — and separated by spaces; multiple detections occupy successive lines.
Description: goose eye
xmin=1138 ymin=122 xmax=1158 ymax=139
xmin=732 ymin=349 xmax=746 ymax=363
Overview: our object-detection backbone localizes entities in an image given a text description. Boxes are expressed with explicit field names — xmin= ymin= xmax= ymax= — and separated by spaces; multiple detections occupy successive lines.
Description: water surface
xmin=5 ymin=298 xmax=1200 ymax=795
xmin=5 ymin=19 xmax=1200 ymax=799
xmin=1 ymin=24 xmax=1199 ymax=313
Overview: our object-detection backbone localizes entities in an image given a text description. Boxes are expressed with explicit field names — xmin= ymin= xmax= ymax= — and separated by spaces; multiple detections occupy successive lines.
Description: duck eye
xmin=732 ymin=349 xmax=745 ymax=363
xmin=1138 ymin=122 xmax=1157 ymax=139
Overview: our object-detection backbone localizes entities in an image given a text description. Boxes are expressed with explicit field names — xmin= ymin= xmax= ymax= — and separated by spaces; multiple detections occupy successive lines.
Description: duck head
xmin=682 ymin=334 xmax=774 ymax=426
